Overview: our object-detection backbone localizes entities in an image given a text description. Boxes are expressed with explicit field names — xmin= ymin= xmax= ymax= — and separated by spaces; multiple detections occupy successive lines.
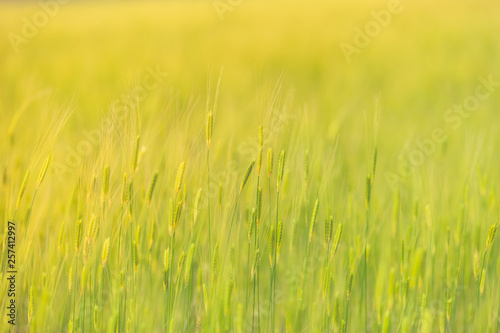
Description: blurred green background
xmin=1 ymin=0 xmax=500 ymax=331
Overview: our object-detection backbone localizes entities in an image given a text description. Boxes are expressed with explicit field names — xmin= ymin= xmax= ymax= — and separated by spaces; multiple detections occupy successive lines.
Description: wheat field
xmin=1 ymin=0 xmax=500 ymax=332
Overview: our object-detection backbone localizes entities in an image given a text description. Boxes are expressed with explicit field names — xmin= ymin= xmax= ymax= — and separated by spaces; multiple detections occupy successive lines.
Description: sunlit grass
xmin=1 ymin=0 xmax=500 ymax=332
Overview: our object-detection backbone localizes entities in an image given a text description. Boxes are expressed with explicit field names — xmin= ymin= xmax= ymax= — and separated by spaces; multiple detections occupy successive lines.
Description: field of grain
xmin=1 ymin=0 xmax=500 ymax=332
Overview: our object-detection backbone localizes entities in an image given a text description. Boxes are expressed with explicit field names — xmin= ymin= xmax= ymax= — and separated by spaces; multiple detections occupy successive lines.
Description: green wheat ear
xmin=37 ymin=155 xmax=51 ymax=189
xmin=164 ymin=248 xmax=171 ymax=272
xmin=325 ymin=215 xmax=333 ymax=245
xmin=346 ymin=273 xmax=353 ymax=301
xmin=277 ymin=220 xmax=283 ymax=259
xmin=193 ymin=188 xmax=202 ymax=224
xmin=365 ymin=175 xmax=371 ymax=209
xmin=75 ymin=219 xmax=83 ymax=254
xmin=101 ymin=165 xmax=110 ymax=203
xmin=485 ymin=223 xmax=498 ymax=251
xmin=147 ymin=171 xmax=159 ymax=205
xmin=177 ymin=251 xmax=186 ymax=277
xmin=267 ymin=148 xmax=273 ymax=178
xmin=128 ymin=181 xmax=134 ymax=218
xmin=240 ymin=160 xmax=255 ymax=193
xmin=277 ymin=150 xmax=286 ymax=191
xmin=102 ymin=237 xmax=110 ymax=267
xmin=16 ymin=169 xmax=30 ymax=210
xmin=174 ymin=200 xmax=183 ymax=231
xmin=68 ymin=265 xmax=73 ymax=294
xmin=132 ymin=241 xmax=139 ymax=272
xmin=206 ymin=112 xmax=213 ymax=148
xmin=58 ymin=224 xmax=64 ymax=251
xmin=248 ymin=208 xmax=256 ymax=243
xmin=87 ymin=214 xmax=97 ymax=243
xmin=332 ymin=223 xmax=343 ymax=257
xmin=257 ymin=148 xmax=263 ymax=175
xmin=256 ymin=187 xmax=262 ymax=228
xmin=132 ymin=135 xmax=140 ymax=173
xmin=168 ymin=199 xmax=174 ymax=235
xmin=168 ymin=198 xmax=181 ymax=235
xmin=175 ymin=161 xmax=186 ymax=195
xmin=121 ymin=173 xmax=128 ymax=206
xmin=308 ymin=199 xmax=319 ymax=243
